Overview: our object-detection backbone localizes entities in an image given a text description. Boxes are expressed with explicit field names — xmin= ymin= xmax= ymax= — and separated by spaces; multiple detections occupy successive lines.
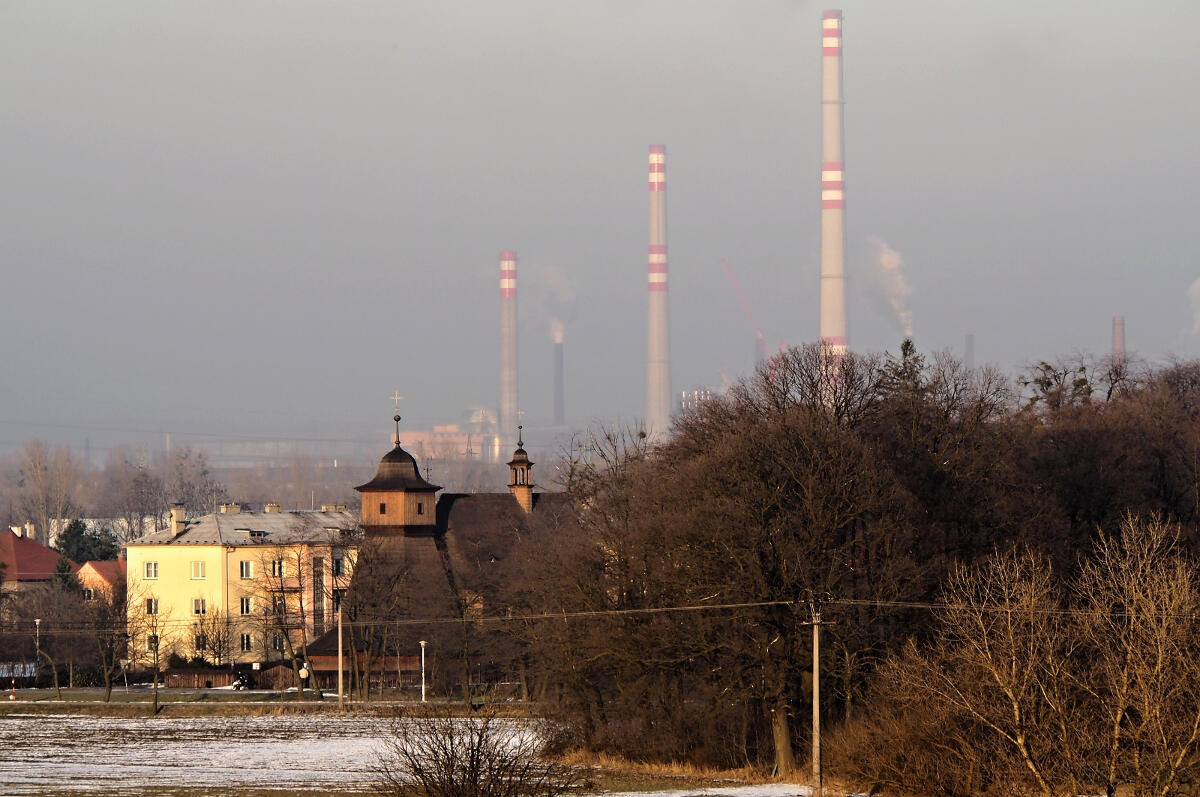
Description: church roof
xmin=355 ymin=443 xmax=442 ymax=493
xmin=438 ymin=492 xmax=575 ymax=595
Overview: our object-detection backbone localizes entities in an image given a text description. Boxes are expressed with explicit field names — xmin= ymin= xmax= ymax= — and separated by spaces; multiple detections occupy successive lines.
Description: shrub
xmin=374 ymin=707 xmax=584 ymax=797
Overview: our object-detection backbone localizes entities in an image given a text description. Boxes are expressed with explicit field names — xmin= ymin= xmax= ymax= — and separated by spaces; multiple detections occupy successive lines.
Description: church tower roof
xmin=355 ymin=415 xmax=441 ymax=494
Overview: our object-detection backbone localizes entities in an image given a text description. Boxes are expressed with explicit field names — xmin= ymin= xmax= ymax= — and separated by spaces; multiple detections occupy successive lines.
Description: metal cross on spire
xmin=391 ymin=391 xmax=405 ymax=412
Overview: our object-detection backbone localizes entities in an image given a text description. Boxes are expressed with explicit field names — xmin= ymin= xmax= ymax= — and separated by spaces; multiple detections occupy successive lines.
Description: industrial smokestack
xmin=1112 ymin=316 xmax=1126 ymax=367
xmin=553 ymin=340 xmax=565 ymax=426
xmin=819 ymin=10 xmax=848 ymax=356
xmin=645 ymin=145 xmax=671 ymax=440
xmin=499 ymin=251 xmax=518 ymax=455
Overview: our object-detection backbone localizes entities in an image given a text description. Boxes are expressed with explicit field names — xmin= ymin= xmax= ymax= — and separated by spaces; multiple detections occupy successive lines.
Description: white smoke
xmin=1188 ymin=277 xmax=1200 ymax=333
xmin=525 ymin=262 xmax=577 ymax=343
xmin=865 ymin=235 xmax=914 ymax=338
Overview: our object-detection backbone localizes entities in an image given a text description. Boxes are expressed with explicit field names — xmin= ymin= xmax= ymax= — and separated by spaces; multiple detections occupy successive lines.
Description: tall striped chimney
xmin=819 ymin=10 xmax=848 ymax=356
xmin=1112 ymin=316 xmax=1126 ymax=367
xmin=646 ymin=145 xmax=671 ymax=440
xmin=499 ymin=251 xmax=518 ymax=455
xmin=553 ymin=340 xmax=565 ymax=427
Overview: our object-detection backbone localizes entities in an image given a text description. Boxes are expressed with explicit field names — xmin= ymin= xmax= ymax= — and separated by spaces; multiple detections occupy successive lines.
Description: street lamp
xmin=33 ymin=618 xmax=41 ymax=678
xmin=419 ymin=640 xmax=427 ymax=702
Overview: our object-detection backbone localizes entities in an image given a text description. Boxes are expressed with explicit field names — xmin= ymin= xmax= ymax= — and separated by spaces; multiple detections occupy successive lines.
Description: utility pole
xmin=337 ymin=606 xmax=344 ymax=712
xmin=803 ymin=596 xmax=834 ymax=796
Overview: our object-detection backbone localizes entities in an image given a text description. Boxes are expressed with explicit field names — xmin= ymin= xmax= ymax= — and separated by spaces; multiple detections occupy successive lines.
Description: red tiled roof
xmin=79 ymin=559 xmax=126 ymax=588
xmin=0 ymin=530 xmax=78 ymax=583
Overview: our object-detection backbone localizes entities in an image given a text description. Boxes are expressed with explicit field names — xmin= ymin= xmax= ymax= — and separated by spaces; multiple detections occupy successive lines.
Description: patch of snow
xmin=0 ymin=714 xmax=813 ymax=796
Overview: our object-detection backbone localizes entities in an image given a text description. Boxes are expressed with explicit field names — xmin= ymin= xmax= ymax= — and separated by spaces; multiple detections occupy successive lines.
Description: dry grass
xmin=554 ymin=750 xmax=770 ymax=792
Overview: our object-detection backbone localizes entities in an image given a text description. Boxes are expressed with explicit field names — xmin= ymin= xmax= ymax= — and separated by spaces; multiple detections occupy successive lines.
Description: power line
xmin=9 ymin=593 xmax=1200 ymax=637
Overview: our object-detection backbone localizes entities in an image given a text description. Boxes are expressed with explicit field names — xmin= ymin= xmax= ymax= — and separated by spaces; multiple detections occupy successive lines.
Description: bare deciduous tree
xmin=374 ymin=706 xmax=583 ymax=797
xmin=16 ymin=440 xmax=78 ymax=545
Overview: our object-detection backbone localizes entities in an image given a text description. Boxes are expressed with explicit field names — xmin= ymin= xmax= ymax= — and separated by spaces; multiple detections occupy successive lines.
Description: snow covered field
xmin=0 ymin=713 xmax=809 ymax=796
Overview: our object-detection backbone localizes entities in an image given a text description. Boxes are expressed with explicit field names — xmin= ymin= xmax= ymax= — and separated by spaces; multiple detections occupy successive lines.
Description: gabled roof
xmin=78 ymin=559 xmax=126 ymax=588
xmin=0 ymin=530 xmax=77 ymax=583
xmin=125 ymin=509 xmax=360 ymax=547
xmin=438 ymin=492 xmax=576 ymax=594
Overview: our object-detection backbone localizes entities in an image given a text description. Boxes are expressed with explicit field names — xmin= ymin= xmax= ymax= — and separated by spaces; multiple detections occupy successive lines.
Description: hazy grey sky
xmin=2 ymin=1 xmax=1198 ymax=452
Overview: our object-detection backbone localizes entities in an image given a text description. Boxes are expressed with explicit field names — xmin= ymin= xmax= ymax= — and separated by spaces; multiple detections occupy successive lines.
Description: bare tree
xmin=98 ymin=450 xmax=166 ymax=541
xmin=1076 ymin=515 xmax=1200 ymax=797
xmin=81 ymin=576 xmax=130 ymax=702
xmin=127 ymin=587 xmax=169 ymax=713
xmin=374 ymin=705 xmax=584 ymax=797
xmin=15 ymin=440 xmax=77 ymax=545
xmin=192 ymin=607 xmax=234 ymax=667
xmin=249 ymin=545 xmax=315 ymax=698
xmin=903 ymin=549 xmax=1083 ymax=796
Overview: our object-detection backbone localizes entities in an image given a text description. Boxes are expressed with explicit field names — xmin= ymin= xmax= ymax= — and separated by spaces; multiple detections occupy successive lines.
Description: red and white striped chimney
xmin=499 ymin=251 xmax=518 ymax=455
xmin=1112 ymin=315 xmax=1126 ymax=367
xmin=646 ymin=145 xmax=671 ymax=439
xmin=819 ymin=10 xmax=848 ymax=356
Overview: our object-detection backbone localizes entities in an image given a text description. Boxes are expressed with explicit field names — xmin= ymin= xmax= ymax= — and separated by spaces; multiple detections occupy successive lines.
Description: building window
xmin=147 ymin=634 xmax=159 ymax=651
xmin=240 ymin=596 xmax=252 ymax=615
xmin=144 ymin=561 xmax=158 ymax=580
xmin=271 ymin=634 xmax=284 ymax=652
xmin=194 ymin=634 xmax=207 ymax=652
xmin=239 ymin=560 xmax=252 ymax=579
xmin=271 ymin=595 xmax=286 ymax=615
xmin=332 ymin=589 xmax=346 ymax=613
xmin=417 ymin=502 xmax=424 ymax=516
xmin=83 ymin=588 xmax=95 ymax=601
xmin=193 ymin=598 xmax=207 ymax=616
xmin=240 ymin=633 xmax=253 ymax=652
xmin=332 ymin=554 xmax=345 ymax=577
xmin=145 ymin=598 xmax=159 ymax=615
xmin=190 ymin=561 xmax=206 ymax=580
xmin=379 ymin=502 xmax=386 ymax=515
xmin=271 ymin=559 xmax=284 ymax=578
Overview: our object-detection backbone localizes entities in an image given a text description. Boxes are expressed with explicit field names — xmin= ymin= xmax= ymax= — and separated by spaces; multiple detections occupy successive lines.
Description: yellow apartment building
xmin=124 ymin=503 xmax=358 ymax=666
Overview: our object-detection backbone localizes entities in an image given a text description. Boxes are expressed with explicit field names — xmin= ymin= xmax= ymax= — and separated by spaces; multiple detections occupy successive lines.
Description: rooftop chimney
xmin=819 ymin=10 xmax=848 ymax=357
xmin=170 ymin=504 xmax=186 ymax=536
xmin=219 ymin=503 xmax=241 ymax=515
xmin=264 ymin=503 xmax=281 ymax=514
xmin=645 ymin=145 xmax=671 ymax=440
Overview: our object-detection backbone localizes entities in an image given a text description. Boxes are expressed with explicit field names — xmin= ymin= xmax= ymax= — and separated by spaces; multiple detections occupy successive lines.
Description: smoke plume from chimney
xmin=525 ymin=262 xmax=576 ymax=345
xmin=866 ymin=235 xmax=914 ymax=338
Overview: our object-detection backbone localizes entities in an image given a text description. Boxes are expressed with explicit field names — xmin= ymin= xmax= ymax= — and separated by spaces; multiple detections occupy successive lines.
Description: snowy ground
xmin=0 ymin=713 xmax=810 ymax=796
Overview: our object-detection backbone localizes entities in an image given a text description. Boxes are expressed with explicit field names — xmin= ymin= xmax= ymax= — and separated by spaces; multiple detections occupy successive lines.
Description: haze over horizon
xmin=2 ymin=1 xmax=1198 ymax=456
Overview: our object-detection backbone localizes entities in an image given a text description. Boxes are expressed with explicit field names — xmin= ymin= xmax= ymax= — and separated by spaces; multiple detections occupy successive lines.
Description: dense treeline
xmin=503 ymin=341 xmax=1200 ymax=788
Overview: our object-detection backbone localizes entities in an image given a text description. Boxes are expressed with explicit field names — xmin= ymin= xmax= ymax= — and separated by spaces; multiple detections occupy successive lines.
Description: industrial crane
xmin=721 ymin=258 xmax=771 ymax=363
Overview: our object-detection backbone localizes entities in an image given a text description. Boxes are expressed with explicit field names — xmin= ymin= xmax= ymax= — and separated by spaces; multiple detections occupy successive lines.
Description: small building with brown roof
xmin=78 ymin=559 xmax=127 ymax=601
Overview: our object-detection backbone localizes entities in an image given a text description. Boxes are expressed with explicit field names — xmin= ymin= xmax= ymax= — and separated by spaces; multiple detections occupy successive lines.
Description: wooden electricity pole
xmin=337 ymin=606 xmax=344 ymax=712
xmin=803 ymin=596 xmax=834 ymax=796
